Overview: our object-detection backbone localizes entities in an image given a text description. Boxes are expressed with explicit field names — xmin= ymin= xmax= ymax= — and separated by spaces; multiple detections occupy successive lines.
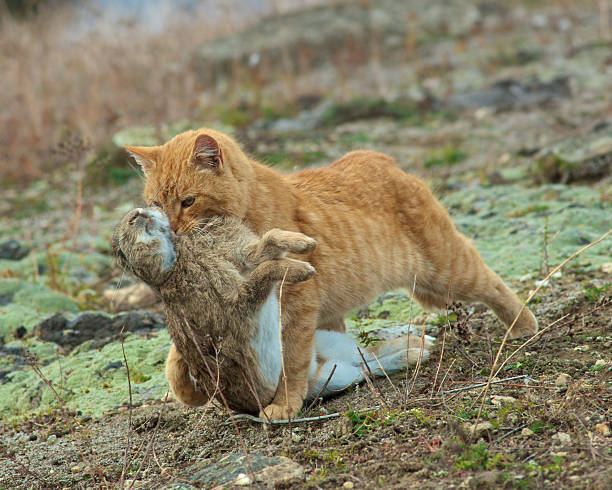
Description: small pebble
xmin=573 ymin=345 xmax=590 ymax=352
xmin=555 ymin=373 xmax=571 ymax=388
xmin=498 ymin=153 xmax=511 ymax=165
xmin=47 ymin=434 xmax=57 ymax=443
xmin=521 ymin=428 xmax=535 ymax=438
xmin=343 ymin=482 xmax=355 ymax=489
xmin=552 ymin=432 xmax=571 ymax=444
xmin=491 ymin=395 xmax=517 ymax=405
xmin=469 ymin=422 xmax=493 ymax=436
xmin=595 ymin=423 xmax=610 ymax=436
xmin=70 ymin=466 xmax=81 ymax=473
xmin=594 ymin=359 xmax=607 ymax=368
xmin=235 ymin=473 xmax=252 ymax=486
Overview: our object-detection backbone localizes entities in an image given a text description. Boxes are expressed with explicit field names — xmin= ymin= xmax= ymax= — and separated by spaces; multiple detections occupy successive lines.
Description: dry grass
xmin=0 ymin=0 xmax=330 ymax=183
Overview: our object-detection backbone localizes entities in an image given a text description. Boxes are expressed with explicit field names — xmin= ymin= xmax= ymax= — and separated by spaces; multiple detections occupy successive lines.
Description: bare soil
xmin=1 ymin=270 xmax=610 ymax=489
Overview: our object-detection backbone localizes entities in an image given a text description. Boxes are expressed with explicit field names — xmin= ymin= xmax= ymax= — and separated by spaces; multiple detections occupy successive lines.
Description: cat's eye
xmin=151 ymin=201 xmax=162 ymax=208
xmin=181 ymin=197 xmax=195 ymax=208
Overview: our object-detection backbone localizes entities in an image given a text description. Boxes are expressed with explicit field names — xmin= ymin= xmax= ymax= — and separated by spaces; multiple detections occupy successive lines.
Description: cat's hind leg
xmin=394 ymin=175 xmax=538 ymax=339
xmin=165 ymin=344 xmax=210 ymax=406
xmin=412 ymin=235 xmax=538 ymax=339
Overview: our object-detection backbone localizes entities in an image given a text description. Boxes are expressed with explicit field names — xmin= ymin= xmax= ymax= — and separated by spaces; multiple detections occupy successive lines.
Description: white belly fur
xmin=251 ymin=291 xmax=283 ymax=389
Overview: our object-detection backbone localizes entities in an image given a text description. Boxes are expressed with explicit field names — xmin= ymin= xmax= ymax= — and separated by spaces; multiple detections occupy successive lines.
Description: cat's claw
xmin=259 ymin=402 xmax=300 ymax=422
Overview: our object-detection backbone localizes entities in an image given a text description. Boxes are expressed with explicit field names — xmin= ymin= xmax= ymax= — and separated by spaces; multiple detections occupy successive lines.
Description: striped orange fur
xmin=126 ymin=128 xmax=538 ymax=420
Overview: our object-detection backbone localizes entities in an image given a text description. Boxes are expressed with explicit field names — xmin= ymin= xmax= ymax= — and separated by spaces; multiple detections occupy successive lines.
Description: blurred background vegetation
xmin=2 ymin=0 xmax=610 ymax=185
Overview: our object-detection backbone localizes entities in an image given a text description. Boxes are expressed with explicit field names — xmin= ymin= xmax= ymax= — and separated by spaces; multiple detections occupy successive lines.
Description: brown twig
xmin=404 ymin=274 xmax=417 ymax=406
xmin=358 ymin=355 xmax=388 ymax=410
xmin=0 ymin=445 xmax=50 ymax=487
xmin=493 ymin=424 xmax=529 ymax=443
xmin=436 ymin=358 xmax=457 ymax=395
xmin=304 ymin=364 xmax=337 ymax=413
xmin=407 ymin=323 xmax=428 ymax=398
xmin=276 ymin=268 xmax=291 ymax=424
xmin=225 ymin=406 xmax=382 ymax=425
xmin=357 ymin=346 xmax=373 ymax=378
xmin=26 ymin=353 xmax=108 ymax=485
xmin=126 ymin=391 xmax=170 ymax=489
xmin=369 ymin=350 xmax=399 ymax=394
xmin=431 ymin=290 xmax=450 ymax=397
xmin=119 ymin=325 xmax=134 ymax=489
xmin=441 ymin=374 xmax=530 ymax=394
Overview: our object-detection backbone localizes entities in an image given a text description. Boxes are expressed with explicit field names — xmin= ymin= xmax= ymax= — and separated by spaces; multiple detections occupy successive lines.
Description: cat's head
xmin=112 ymin=207 xmax=176 ymax=286
xmin=125 ymin=129 xmax=253 ymax=233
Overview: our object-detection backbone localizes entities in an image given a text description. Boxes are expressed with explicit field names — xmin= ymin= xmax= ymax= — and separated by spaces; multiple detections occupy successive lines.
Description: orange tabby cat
xmin=126 ymin=128 xmax=537 ymax=420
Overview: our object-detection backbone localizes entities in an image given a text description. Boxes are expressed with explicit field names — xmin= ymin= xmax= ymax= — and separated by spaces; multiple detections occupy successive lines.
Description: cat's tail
xmin=306 ymin=331 xmax=435 ymax=399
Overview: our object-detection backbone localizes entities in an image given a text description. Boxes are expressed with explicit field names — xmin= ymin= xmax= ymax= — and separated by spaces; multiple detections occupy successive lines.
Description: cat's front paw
xmin=259 ymin=401 xmax=300 ymax=421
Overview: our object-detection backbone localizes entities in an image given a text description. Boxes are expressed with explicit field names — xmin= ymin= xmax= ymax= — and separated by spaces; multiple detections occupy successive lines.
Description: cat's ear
xmin=124 ymin=146 xmax=160 ymax=173
xmin=191 ymin=134 xmax=223 ymax=171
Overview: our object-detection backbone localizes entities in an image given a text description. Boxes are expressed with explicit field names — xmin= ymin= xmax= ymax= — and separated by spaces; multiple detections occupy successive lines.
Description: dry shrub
xmin=0 ymin=0 xmax=328 ymax=184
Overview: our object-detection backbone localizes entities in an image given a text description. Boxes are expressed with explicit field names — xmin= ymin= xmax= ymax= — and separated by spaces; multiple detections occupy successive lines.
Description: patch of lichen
xmin=443 ymin=185 xmax=611 ymax=279
xmin=0 ymin=330 xmax=171 ymax=418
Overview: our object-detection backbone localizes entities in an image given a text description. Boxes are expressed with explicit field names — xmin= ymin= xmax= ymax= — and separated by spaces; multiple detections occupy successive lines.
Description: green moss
xmin=0 ymin=278 xmax=28 ymax=296
xmin=0 ymin=249 xmax=110 ymax=285
xmin=13 ymin=284 xmax=78 ymax=314
xmin=582 ymin=281 xmax=611 ymax=303
xmin=444 ymin=185 xmax=612 ymax=278
xmin=423 ymin=145 xmax=467 ymax=168
xmin=347 ymin=293 xmax=425 ymax=335
xmin=218 ymin=107 xmax=251 ymax=128
xmin=506 ymin=204 xmax=550 ymax=218
xmin=345 ymin=408 xmax=407 ymax=437
xmin=9 ymin=180 xmax=51 ymax=218
xmin=263 ymin=151 xmax=293 ymax=169
xmin=338 ymin=132 xmax=371 ymax=144
xmin=0 ymin=304 xmax=44 ymax=341
xmin=455 ymin=443 xmax=507 ymax=471
xmin=0 ymin=330 xmax=172 ymax=418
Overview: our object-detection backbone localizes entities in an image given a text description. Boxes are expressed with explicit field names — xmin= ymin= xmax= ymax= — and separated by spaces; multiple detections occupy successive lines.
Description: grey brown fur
xmin=112 ymin=207 xmax=316 ymax=413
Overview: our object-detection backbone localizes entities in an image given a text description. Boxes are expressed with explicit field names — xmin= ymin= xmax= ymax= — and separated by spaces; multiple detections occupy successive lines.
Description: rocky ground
xmin=1 ymin=0 xmax=611 ymax=488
